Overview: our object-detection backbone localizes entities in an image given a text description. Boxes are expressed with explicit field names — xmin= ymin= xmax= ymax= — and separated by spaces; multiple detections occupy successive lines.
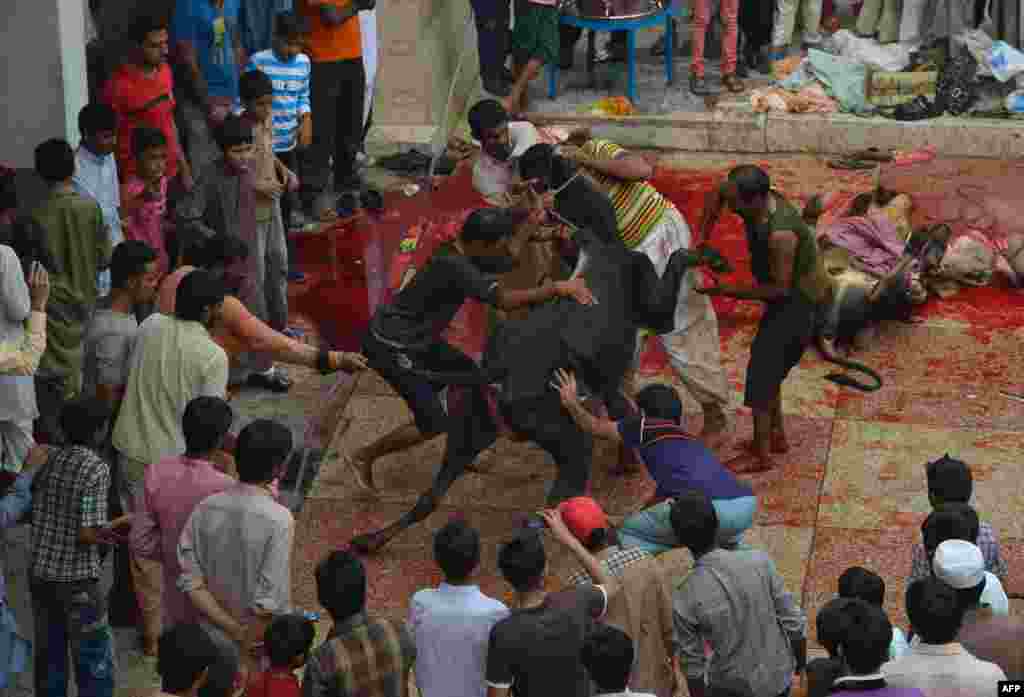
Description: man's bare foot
xmin=725 ymin=450 xmax=775 ymax=474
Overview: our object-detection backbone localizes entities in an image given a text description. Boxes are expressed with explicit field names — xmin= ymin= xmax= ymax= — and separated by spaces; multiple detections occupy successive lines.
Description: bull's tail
xmin=819 ymin=339 xmax=883 ymax=392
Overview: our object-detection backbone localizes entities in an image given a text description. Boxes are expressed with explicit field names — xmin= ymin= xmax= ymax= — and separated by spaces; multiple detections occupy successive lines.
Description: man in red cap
xmin=559 ymin=497 xmax=680 ymax=697
xmin=486 ymin=508 xmax=620 ymax=697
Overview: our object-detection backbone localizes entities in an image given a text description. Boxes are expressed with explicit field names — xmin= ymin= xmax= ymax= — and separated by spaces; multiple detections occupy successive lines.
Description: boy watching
xmin=177 ymin=114 xmax=293 ymax=391
xmin=31 ymin=138 xmax=112 ymax=440
xmin=838 ymin=566 xmax=910 ymax=659
xmin=828 ymin=600 xmax=925 ymax=697
xmin=909 ymin=455 xmax=1006 ymax=584
xmin=121 ymin=127 xmax=171 ymax=273
xmin=247 ymin=613 xmax=316 ymax=697
xmin=244 ymin=11 xmax=313 ymax=233
xmin=581 ymin=625 xmax=656 ymax=697
xmin=156 ymin=623 xmax=222 ymax=697
xmin=238 ymin=69 xmax=295 ymax=353
xmin=73 ymin=103 xmax=122 ymax=297
xmin=410 ymin=519 xmax=510 ymax=697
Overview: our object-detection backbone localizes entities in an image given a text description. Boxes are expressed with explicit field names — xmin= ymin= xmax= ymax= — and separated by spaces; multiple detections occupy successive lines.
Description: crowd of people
xmin=0 ymin=1 xmax=1020 ymax=696
xmin=471 ymin=0 xmax=983 ymax=102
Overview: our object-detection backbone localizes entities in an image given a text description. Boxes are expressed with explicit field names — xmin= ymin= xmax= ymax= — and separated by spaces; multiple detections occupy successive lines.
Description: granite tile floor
xmin=7 ymin=152 xmax=1021 ymax=695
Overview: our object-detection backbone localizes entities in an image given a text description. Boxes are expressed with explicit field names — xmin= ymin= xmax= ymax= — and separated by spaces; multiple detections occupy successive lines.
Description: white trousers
xmin=360 ymin=9 xmax=379 ymax=129
xmin=629 ymin=206 xmax=731 ymax=410
xmin=773 ymin=0 xmax=824 ymax=46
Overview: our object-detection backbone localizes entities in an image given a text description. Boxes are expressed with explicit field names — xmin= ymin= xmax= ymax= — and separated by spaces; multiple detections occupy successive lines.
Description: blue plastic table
xmin=547 ymin=6 xmax=677 ymax=106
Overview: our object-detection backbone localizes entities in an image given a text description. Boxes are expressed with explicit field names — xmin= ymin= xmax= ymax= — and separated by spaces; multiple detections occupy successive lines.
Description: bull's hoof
xmin=350 ymin=530 xmax=391 ymax=556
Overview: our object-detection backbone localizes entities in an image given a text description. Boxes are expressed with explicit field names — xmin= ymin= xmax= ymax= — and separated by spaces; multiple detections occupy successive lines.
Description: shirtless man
xmin=697 ymin=165 xmax=828 ymax=472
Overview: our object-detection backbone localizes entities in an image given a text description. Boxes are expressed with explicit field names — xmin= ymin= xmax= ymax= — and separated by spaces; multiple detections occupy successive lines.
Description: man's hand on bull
xmin=552 ymin=368 xmax=581 ymax=408
xmin=329 ymin=351 xmax=369 ymax=373
xmin=552 ymin=277 xmax=596 ymax=305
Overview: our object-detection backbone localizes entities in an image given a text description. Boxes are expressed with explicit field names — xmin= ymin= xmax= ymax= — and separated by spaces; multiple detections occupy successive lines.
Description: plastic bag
xmin=955 ymin=29 xmax=995 ymax=76
xmin=989 ymin=41 xmax=1024 ymax=82
xmin=821 ymin=29 xmax=917 ymax=71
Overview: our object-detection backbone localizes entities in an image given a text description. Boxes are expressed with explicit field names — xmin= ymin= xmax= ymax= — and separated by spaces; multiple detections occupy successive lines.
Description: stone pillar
xmin=1 ymin=0 xmax=89 ymax=167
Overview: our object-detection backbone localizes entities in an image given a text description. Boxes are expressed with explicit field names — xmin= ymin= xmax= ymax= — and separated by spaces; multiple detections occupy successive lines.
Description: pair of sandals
xmin=827 ymin=147 xmax=893 ymax=170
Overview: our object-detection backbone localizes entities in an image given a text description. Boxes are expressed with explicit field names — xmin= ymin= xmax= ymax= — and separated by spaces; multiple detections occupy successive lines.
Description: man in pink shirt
xmin=130 ymin=395 xmax=236 ymax=652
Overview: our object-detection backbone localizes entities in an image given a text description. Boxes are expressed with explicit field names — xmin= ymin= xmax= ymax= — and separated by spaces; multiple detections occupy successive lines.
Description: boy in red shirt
xmin=104 ymin=13 xmax=191 ymax=191
xmin=247 ymin=614 xmax=316 ymax=697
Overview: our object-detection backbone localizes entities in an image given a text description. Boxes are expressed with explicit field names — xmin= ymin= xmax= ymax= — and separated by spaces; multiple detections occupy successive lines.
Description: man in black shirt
xmin=486 ymin=508 xmax=620 ymax=697
xmin=327 ymin=207 xmax=594 ymax=492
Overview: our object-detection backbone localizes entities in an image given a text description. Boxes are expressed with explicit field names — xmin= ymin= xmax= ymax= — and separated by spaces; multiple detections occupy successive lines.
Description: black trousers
xmin=470 ymin=0 xmax=511 ymax=82
xmin=739 ymin=0 xmax=774 ymax=54
xmin=306 ymin=58 xmax=366 ymax=203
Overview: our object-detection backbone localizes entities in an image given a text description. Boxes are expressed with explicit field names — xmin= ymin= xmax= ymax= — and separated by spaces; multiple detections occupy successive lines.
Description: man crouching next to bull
xmin=698 ymin=165 xmax=830 ymax=473
xmin=321 ymin=206 xmax=595 ymax=492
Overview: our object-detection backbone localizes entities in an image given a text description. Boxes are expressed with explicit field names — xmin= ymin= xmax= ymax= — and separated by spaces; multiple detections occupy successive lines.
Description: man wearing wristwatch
xmin=321 ymin=207 xmax=595 ymax=493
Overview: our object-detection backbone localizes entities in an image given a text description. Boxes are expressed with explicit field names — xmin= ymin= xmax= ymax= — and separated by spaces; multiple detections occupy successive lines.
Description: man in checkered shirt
xmin=561 ymin=497 xmax=679 ymax=697
xmin=29 ymin=397 xmax=129 ymax=697
xmin=907 ymin=455 xmax=1007 ymax=585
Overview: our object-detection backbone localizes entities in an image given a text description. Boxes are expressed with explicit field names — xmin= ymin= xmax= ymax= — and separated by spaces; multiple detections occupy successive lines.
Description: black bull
xmin=350 ymin=227 xmax=690 ymax=554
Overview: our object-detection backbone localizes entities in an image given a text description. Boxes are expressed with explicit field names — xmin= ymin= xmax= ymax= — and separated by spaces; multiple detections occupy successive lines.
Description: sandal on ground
xmin=721 ymin=73 xmax=745 ymax=93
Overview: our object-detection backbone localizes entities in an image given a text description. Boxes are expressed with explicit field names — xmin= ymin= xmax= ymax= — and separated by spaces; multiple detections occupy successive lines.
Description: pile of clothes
xmin=751 ymin=28 xmax=1024 ymax=118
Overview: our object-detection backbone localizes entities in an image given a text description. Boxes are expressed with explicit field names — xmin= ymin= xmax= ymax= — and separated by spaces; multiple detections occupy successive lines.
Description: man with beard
xmin=697 ymin=165 xmax=829 ymax=472
xmin=326 ymin=207 xmax=595 ymax=493
xmin=469 ymin=100 xmax=542 ymax=204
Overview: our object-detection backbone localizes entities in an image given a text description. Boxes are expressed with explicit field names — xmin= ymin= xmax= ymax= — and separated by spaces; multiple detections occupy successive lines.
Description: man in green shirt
xmin=698 ymin=165 xmax=827 ymax=473
xmin=31 ymin=138 xmax=112 ymax=442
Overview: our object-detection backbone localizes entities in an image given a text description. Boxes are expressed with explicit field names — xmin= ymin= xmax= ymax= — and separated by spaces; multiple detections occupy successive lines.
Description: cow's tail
xmin=818 ymin=337 xmax=883 ymax=392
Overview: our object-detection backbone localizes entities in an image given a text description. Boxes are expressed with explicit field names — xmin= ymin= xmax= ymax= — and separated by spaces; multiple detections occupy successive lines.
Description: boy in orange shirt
xmin=298 ymin=0 xmax=376 ymax=218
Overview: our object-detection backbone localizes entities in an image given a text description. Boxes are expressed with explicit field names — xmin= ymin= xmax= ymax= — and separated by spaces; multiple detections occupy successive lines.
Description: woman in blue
xmin=553 ymin=372 xmax=757 ymax=554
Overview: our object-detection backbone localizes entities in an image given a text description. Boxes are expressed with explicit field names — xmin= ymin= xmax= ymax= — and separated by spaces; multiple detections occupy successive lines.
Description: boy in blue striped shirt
xmin=245 ymin=12 xmax=313 ymax=235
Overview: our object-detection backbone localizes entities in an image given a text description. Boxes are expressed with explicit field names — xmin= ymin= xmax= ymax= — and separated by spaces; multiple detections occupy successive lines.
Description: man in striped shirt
xmin=521 ymin=139 xmax=732 ymax=445
xmin=245 ymin=12 xmax=313 ymax=232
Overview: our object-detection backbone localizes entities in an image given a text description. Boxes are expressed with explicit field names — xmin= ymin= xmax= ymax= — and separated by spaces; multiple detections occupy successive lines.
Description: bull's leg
xmin=631 ymin=249 xmax=693 ymax=334
xmin=349 ymin=386 xmax=499 ymax=555
xmin=511 ymin=396 xmax=594 ymax=506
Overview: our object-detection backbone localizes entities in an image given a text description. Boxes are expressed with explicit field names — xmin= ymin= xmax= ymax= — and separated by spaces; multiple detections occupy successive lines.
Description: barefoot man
xmin=697 ymin=165 xmax=828 ymax=472
xmin=323 ymin=207 xmax=594 ymax=492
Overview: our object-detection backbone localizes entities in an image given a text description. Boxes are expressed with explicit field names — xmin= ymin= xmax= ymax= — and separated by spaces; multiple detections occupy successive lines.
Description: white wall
xmin=0 ymin=0 xmax=88 ymax=168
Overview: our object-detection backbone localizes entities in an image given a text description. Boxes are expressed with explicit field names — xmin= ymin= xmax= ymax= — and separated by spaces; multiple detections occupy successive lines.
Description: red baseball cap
xmin=557 ymin=496 xmax=609 ymax=544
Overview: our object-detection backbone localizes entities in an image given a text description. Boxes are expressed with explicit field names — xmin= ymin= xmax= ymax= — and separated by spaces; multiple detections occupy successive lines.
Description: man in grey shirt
xmin=178 ymin=418 xmax=295 ymax=686
xmin=671 ymin=490 xmax=806 ymax=697
xmin=82 ymin=240 xmax=160 ymax=409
